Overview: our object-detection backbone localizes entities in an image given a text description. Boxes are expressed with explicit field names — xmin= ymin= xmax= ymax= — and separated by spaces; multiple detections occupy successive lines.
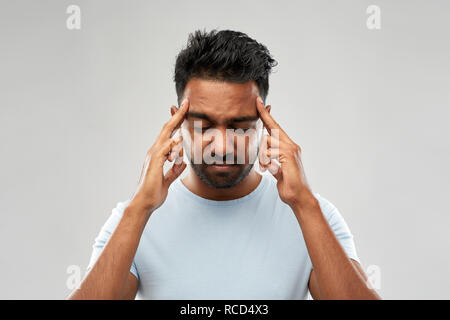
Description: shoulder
xmin=312 ymin=193 xmax=338 ymax=218
xmin=114 ymin=199 xmax=132 ymax=213
xmin=262 ymin=175 xmax=341 ymax=219
xmin=312 ymin=192 xmax=354 ymax=236
xmin=111 ymin=199 xmax=132 ymax=219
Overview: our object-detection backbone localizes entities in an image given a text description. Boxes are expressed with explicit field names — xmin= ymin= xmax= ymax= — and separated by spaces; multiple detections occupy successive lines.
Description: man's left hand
xmin=256 ymin=96 xmax=316 ymax=212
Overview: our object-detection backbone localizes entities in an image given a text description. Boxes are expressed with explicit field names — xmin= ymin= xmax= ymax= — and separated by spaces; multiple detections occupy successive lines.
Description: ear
xmin=170 ymin=105 xmax=178 ymax=116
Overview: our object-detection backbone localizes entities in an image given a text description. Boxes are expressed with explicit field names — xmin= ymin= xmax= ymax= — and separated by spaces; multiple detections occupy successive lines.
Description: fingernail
xmin=257 ymin=96 xmax=263 ymax=104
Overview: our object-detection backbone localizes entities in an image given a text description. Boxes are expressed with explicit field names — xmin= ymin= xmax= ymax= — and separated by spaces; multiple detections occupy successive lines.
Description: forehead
xmin=183 ymin=78 xmax=259 ymax=122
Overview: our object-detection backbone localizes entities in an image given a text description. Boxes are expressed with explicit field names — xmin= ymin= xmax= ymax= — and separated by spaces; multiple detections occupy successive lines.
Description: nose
xmin=208 ymin=127 xmax=236 ymax=162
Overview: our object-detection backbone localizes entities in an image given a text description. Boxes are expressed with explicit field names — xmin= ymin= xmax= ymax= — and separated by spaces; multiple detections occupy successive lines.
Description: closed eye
xmin=194 ymin=126 xmax=212 ymax=132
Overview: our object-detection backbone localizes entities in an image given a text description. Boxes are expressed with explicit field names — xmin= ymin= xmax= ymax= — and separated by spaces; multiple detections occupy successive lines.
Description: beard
xmin=190 ymin=160 xmax=254 ymax=189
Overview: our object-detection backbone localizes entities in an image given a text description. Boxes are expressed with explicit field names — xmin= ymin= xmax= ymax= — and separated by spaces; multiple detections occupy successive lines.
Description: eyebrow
xmin=186 ymin=112 xmax=258 ymax=123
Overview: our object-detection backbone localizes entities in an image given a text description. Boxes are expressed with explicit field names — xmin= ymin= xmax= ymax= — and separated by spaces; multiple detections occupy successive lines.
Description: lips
xmin=209 ymin=163 xmax=238 ymax=171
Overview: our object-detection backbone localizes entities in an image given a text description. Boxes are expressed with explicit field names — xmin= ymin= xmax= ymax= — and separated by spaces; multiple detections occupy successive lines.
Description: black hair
xmin=173 ymin=29 xmax=277 ymax=105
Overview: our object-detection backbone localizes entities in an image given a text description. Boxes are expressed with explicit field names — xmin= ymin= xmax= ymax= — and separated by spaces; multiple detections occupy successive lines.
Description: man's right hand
xmin=130 ymin=98 xmax=189 ymax=214
xmin=67 ymin=100 xmax=190 ymax=300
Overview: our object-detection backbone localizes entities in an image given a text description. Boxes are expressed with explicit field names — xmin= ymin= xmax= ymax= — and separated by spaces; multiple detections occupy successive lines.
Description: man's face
xmin=180 ymin=78 xmax=262 ymax=189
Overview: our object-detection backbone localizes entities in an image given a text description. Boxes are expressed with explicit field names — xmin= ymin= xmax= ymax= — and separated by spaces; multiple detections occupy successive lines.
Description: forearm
xmin=67 ymin=202 xmax=151 ymax=300
xmin=292 ymin=194 xmax=379 ymax=300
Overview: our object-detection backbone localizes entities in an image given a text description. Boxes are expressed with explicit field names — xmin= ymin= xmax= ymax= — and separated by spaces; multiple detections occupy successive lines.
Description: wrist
xmin=129 ymin=191 xmax=159 ymax=214
xmin=290 ymin=190 xmax=320 ymax=220
xmin=125 ymin=198 xmax=154 ymax=223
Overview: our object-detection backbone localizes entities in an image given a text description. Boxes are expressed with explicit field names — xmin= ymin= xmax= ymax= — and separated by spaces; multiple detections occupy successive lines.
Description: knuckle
xmin=289 ymin=147 xmax=298 ymax=157
xmin=289 ymin=143 xmax=301 ymax=152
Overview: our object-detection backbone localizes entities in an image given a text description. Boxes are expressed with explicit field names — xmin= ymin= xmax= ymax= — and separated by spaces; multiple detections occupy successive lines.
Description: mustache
xmin=191 ymin=155 xmax=245 ymax=165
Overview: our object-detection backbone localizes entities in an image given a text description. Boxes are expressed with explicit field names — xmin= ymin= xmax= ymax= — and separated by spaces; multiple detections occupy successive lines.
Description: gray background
xmin=1 ymin=0 xmax=449 ymax=299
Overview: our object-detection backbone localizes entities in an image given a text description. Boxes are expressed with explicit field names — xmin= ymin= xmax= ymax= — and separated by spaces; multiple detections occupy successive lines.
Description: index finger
xmin=162 ymin=98 xmax=190 ymax=138
xmin=255 ymin=96 xmax=281 ymax=134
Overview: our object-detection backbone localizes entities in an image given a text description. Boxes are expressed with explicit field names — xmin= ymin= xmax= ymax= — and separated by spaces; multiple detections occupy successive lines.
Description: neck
xmin=181 ymin=167 xmax=262 ymax=201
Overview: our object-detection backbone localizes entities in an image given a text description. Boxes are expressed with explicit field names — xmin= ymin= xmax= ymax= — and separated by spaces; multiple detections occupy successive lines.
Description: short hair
xmin=173 ymin=29 xmax=277 ymax=105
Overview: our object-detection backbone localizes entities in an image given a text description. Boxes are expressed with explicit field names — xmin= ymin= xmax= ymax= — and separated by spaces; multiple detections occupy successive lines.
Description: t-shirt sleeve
xmin=313 ymin=193 xmax=361 ymax=264
xmin=86 ymin=199 xmax=139 ymax=280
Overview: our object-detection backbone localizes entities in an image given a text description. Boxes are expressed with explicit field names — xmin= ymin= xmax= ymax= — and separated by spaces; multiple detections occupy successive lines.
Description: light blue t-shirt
xmin=87 ymin=172 xmax=360 ymax=299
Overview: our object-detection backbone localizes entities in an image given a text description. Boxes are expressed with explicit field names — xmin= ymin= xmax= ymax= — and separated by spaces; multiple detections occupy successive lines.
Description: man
xmin=68 ymin=29 xmax=381 ymax=300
